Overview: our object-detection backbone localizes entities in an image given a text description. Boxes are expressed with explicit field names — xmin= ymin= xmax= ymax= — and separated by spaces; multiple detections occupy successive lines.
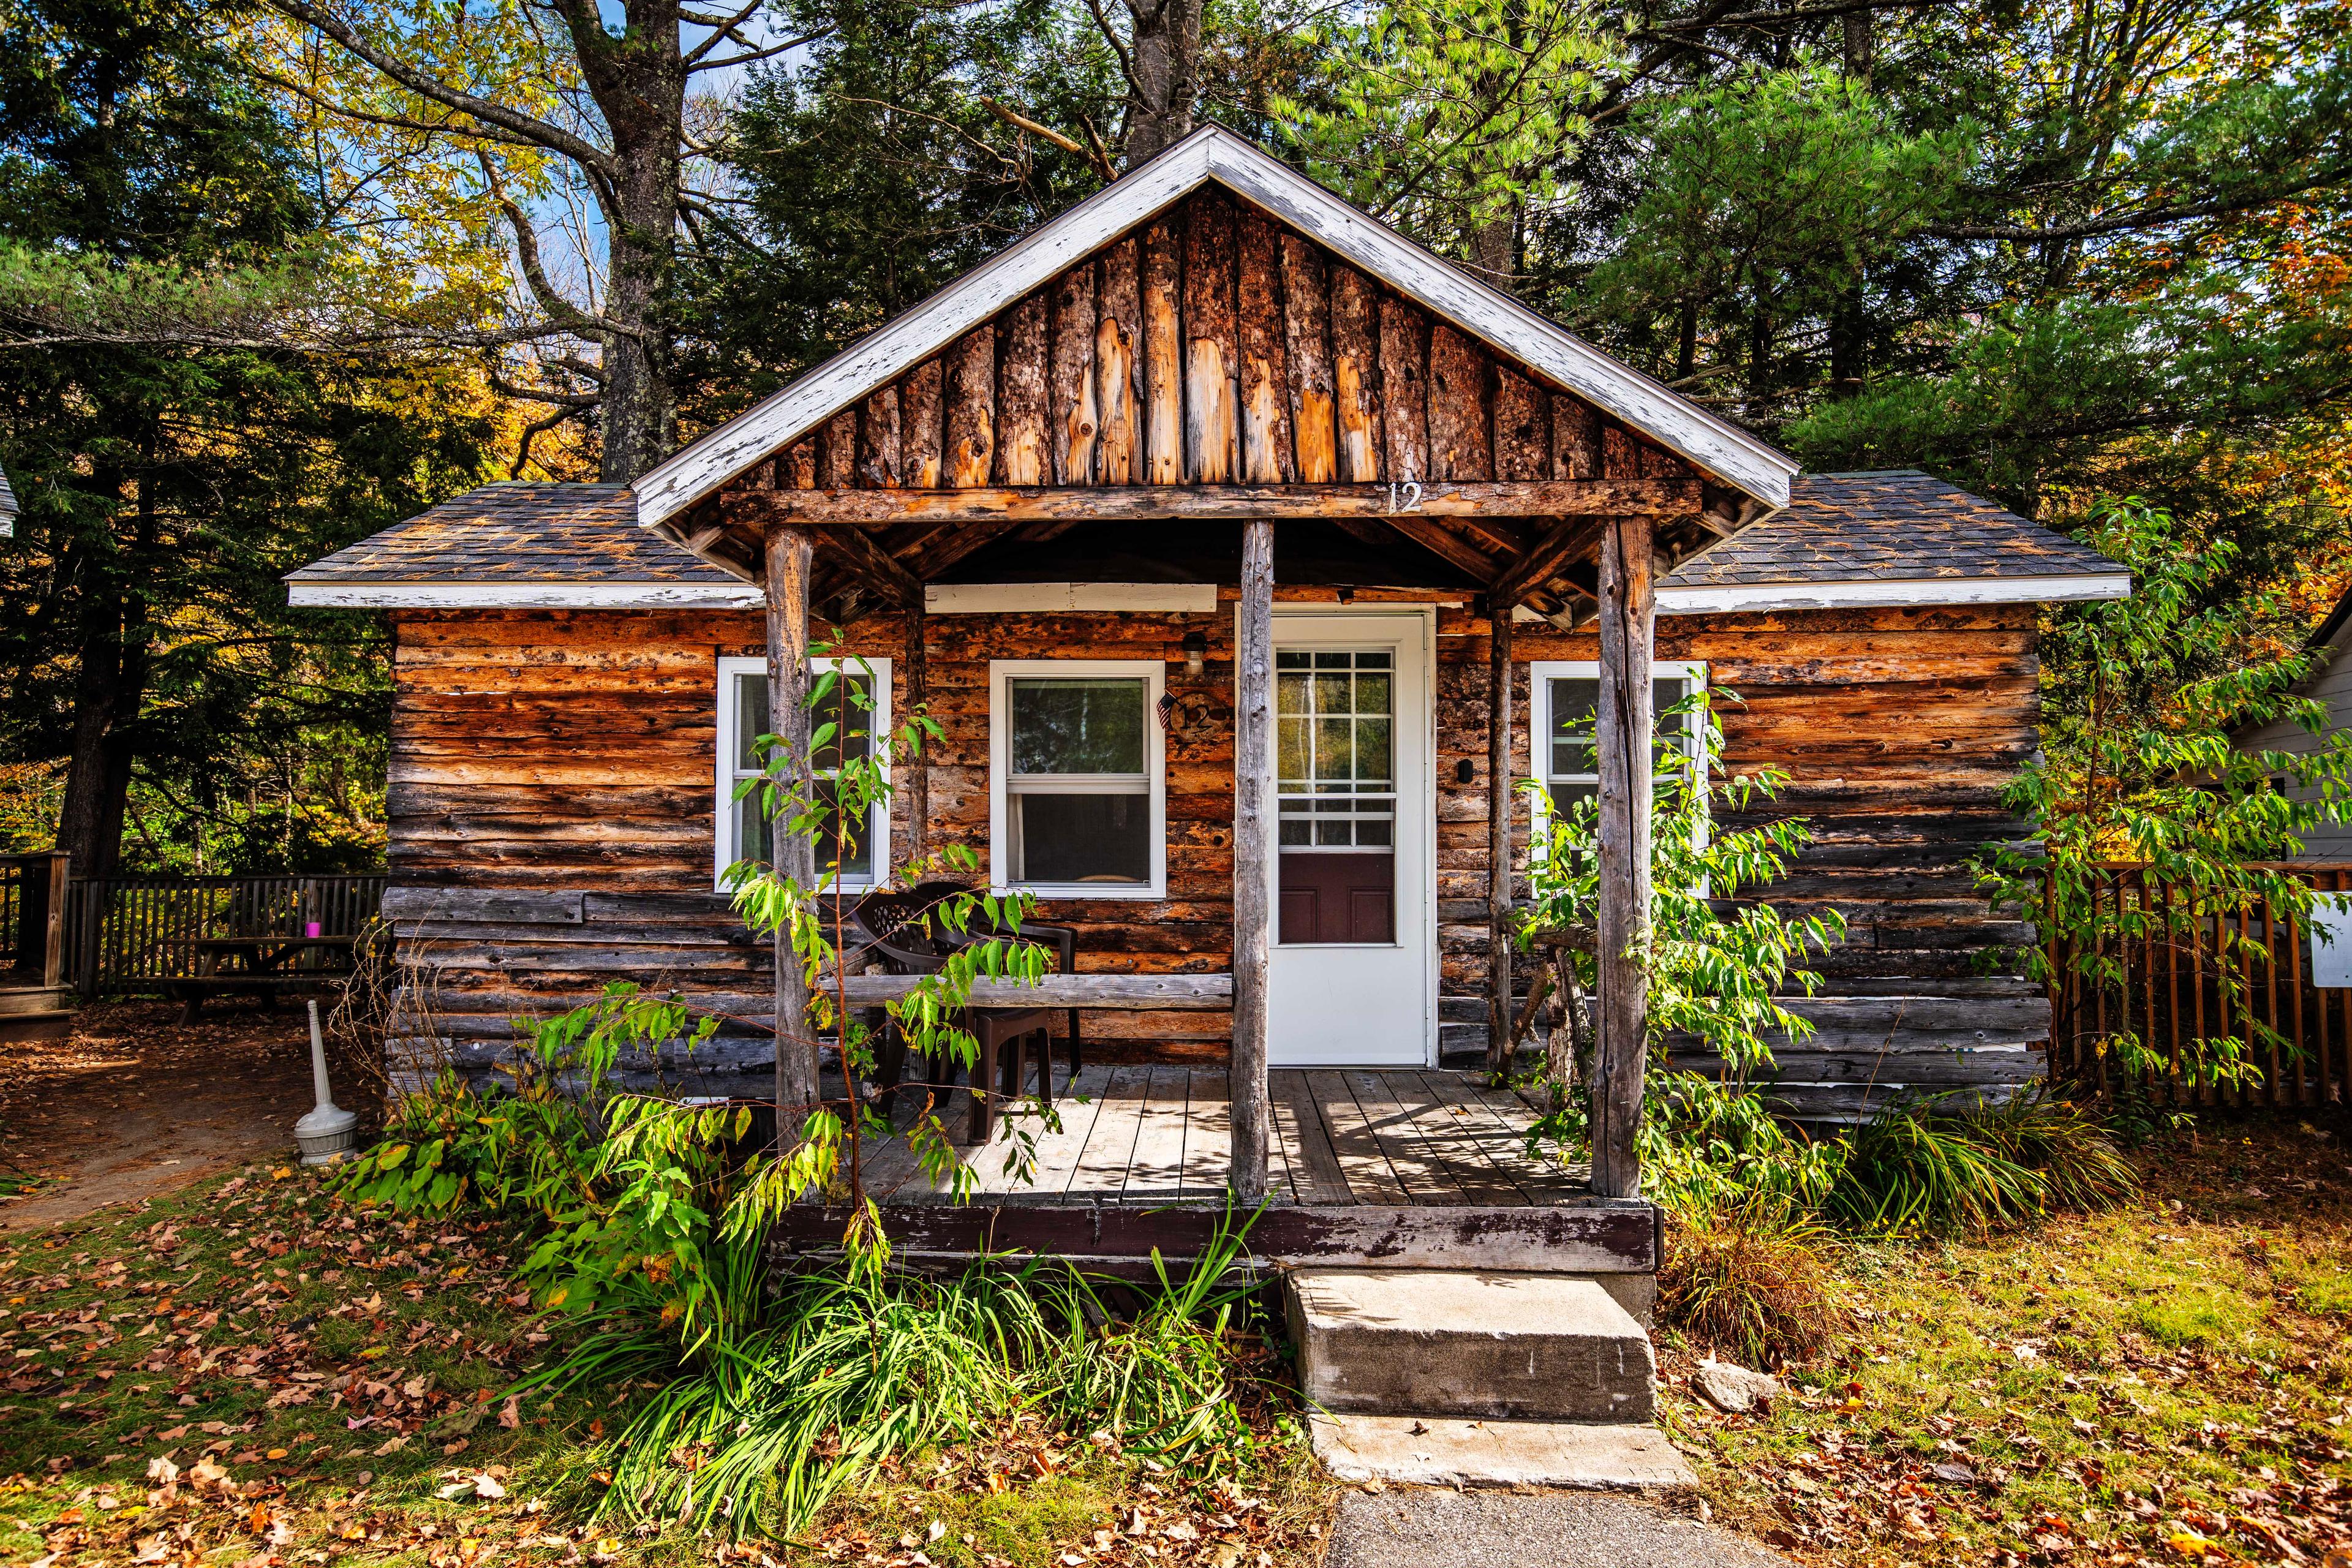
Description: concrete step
xmin=1309 ymin=1412 xmax=1695 ymax=1490
xmin=1288 ymin=1269 xmax=1656 ymax=1423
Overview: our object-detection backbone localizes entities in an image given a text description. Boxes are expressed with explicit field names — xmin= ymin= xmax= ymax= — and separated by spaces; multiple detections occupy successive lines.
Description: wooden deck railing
xmin=2047 ymin=862 xmax=2352 ymax=1107
xmin=2 ymin=853 xmax=70 ymax=986
xmin=66 ymin=874 xmax=385 ymax=997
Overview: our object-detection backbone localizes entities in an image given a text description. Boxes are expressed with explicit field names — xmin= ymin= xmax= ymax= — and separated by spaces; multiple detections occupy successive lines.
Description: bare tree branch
xmin=473 ymin=151 xmax=638 ymax=340
xmin=1926 ymin=168 xmax=2352 ymax=241
xmin=982 ymin=97 xmax=1120 ymax=181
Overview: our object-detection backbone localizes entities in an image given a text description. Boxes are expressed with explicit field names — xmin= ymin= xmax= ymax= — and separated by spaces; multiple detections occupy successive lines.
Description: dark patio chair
xmin=852 ymin=883 xmax=1080 ymax=1142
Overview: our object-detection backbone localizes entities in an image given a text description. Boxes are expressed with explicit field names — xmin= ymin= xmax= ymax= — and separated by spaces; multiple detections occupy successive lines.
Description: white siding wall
xmin=2239 ymin=635 xmax=2352 ymax=859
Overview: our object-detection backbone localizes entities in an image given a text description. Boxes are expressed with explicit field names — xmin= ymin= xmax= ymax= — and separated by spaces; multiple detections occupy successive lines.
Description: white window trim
xmin=1527 ymin=660 xmax=1708 ymax=841
xmin=989 ymin=658 xmax=1167 ymax=900
xmin=714 ymin=655 xmax=892 ymax=893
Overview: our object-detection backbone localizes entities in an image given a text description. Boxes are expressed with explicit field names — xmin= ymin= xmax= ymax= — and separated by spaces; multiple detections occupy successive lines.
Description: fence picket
xmin=2047 ymin=864 xmax=2350 ymax=1109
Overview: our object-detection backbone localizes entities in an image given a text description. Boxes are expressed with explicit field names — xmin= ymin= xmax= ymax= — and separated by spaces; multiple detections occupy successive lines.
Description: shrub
xmin=1659 ymin=1197 xmax=1842 ymax=1366
xmin=1828 ymin=1089 xmax=2138 ymax=1235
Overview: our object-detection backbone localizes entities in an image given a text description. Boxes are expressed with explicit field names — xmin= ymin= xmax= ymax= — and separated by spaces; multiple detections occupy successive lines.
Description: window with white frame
xmin=990 ymin=660 xmax=1165 ymax=898
xmin=715 ymin=655 xmax=891 ymax=890
xmin=1528 ymin=660 xmax=1707 ymax=826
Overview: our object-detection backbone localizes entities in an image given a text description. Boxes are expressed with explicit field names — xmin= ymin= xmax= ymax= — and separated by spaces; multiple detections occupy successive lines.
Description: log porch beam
xmin=1589 ymin=513 xmax=1655 ymax=1200
xmin=715 ymin=477 xmax=1700 ymax=528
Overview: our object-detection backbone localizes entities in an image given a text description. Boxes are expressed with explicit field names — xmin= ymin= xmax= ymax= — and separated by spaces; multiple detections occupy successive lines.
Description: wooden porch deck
xmin=775 ymin=1067 xmax=1660 ymax=1275
xmin=861 ymin=1065 xmax=1591 ymax=1208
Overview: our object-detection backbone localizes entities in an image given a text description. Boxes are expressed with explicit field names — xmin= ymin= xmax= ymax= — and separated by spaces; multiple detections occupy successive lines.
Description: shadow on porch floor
xmin=859 ymin=1065 xmax=1594 ymax=1208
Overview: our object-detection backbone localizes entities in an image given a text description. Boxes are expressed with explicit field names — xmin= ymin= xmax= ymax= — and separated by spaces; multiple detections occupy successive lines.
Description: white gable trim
xmin=633 ymin=127 xmax=1796 ymax=533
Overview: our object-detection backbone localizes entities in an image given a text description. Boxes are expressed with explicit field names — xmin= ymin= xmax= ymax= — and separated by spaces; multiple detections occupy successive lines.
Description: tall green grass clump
xmin=1828 ymin=1089 xmax=2138 ymax=1235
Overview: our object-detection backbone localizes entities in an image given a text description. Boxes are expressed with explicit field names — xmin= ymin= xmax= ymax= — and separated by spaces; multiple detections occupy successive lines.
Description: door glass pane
xmin=1278 ymin=647 xmax=1398 ymax=943
xmin=1010 ymin=792 xmax=1150 ymax=884
xmin=1010 ymin=679 xmax=1146 ymax=775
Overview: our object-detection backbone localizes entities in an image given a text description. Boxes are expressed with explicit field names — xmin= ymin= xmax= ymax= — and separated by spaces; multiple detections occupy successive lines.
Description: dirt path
xmin=0 ymin=1000 xmax=343 ymax=1229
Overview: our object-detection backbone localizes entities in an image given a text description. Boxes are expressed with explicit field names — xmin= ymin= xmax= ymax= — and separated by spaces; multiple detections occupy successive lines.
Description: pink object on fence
xmin=304 ymin=921 xmax=323 ymax=939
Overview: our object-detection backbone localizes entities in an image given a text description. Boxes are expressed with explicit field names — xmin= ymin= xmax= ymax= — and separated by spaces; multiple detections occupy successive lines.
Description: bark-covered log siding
xmin=386 ymin=600 xmax=2041 ymax=1113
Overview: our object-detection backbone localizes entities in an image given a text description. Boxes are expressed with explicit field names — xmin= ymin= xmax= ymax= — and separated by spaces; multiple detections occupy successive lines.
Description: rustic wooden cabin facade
xmin=293 ymin=128 xmax=2125 ymax=1270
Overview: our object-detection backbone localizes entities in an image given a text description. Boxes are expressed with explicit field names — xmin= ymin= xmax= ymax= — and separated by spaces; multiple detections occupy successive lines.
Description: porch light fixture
xmin=1182 ymin=630 xmax=1207 ymax=677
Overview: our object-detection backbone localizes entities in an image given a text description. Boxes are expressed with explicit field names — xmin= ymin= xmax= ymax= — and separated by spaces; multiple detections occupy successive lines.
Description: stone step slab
xmin=1308 ymin=1412 xmax=1696 ymax=1490
xmin=1287 ymin=1268 xmax=1656 ymax=1423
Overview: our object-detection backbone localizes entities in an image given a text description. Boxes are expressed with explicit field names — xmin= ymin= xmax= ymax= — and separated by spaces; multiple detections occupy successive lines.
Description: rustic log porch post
xmin=1486 ymin=601 xmax=1515 ymax=1073
xmin=1231 ymin=518 xmax=1274 ymax=1201
xmin=1590 ymin=514 xmax=1655 ymax=1198
xmin=764 ymin=525 xmax=822 ymax=1132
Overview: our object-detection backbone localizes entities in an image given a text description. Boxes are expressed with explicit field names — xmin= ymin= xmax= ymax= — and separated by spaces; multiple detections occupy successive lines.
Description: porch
xmin=771 ymin=1064 xmax=1660 ymax=1279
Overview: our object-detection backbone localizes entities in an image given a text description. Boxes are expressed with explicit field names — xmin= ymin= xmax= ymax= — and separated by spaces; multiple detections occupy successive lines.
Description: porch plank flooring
xmin=863 ymin=1066 xmax=1591 ymax=1208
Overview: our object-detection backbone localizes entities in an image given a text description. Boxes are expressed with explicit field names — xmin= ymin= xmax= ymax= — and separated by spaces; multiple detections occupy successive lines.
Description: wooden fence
xmin=2047 ymin=862 xmax=2352 ymax=1108
xmin=66 ymin=874 xmax=386 ymax=997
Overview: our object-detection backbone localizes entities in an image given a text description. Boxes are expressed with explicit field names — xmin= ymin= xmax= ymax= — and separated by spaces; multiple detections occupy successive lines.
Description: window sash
xmin=1528 ymin=660 xmax=1706 ymax=834
xmin=989 ymin=660 xmax=1165 ymax=898
xmin=715 ymin=656 xmax=889 ymax=890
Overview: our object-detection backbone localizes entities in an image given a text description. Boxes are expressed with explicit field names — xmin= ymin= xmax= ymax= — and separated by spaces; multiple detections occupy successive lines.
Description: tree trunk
xmin=567 ymin=1 xmax=685 ymax=483
xmin=1121 ymin=0 xmax=1202 ymax=166
xmin=56 ymin=465 xmax=154 ymax=881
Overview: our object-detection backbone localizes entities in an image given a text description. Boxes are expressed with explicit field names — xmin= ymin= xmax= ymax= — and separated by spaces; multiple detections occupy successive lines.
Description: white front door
xmin=1265 ymin=610 xmax=1436 ymax=1066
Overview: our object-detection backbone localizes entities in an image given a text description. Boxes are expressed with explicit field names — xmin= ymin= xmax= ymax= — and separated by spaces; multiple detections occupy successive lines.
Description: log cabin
xmin=290 ymin=127 xmax=2126 ymax=1280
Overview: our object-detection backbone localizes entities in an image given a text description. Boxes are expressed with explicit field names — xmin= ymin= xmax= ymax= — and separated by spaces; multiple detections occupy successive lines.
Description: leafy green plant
xmin=1041 ymin=1211 xmax=1267 ymax=1468
xmin=1827 ymin=1091 xmax=2136 ymax=1235
xmin=1986 ymin=498 xmax=2352 ymax=1093
xmin=1519 ymin=687 xmax=1845 ymax=1142
xmin=545 ymin=1251 xmax=1052 ymax=1537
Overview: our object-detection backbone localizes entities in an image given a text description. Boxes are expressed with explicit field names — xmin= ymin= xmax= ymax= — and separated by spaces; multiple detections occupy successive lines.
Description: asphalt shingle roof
xmin=288 ymin=483 xmax=740 ymax=585
xmin=1670 ymin=470 xmax=2120 ymax=586
xmin=286 ymin=470 xmax=2126 ymax=594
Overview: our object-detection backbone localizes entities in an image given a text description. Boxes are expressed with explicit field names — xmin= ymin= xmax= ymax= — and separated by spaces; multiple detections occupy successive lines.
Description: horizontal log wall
xmin=386 ymin=602 xmax=2043 ymax=1113
xmin=1441 ymin=601 xmax=2045 ymax=1121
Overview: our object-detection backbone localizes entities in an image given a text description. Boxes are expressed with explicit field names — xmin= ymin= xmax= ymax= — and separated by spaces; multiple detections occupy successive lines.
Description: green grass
xmin=1661 ymin=1121 xmax=2352 ymax=1565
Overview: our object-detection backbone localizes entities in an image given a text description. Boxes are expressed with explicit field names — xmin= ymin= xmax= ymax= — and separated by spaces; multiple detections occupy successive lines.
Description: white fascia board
xmin=1656 ymin=573 xmax=2133 ymax=615
xmin=285 ymin=579 xmax=763 ymax=610
xmin=925 ymin=581 xmax=1218 ymax=613
xmin=633 ymin=127 xmax=1798 ymax=534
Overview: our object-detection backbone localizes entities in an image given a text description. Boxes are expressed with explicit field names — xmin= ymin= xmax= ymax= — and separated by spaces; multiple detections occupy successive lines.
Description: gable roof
xmin=288 ymin=472 xmax=2126 ymax=614
xmin=1659 ymin=470 xmax=2130 ymax=611
xmin=631 ymin=126 xmax=1797 ymax=532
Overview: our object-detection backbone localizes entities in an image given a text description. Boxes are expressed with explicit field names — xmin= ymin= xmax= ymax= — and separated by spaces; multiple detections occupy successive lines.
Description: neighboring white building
xmin=2236 ymin=586 xmax=2352 ymax=859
